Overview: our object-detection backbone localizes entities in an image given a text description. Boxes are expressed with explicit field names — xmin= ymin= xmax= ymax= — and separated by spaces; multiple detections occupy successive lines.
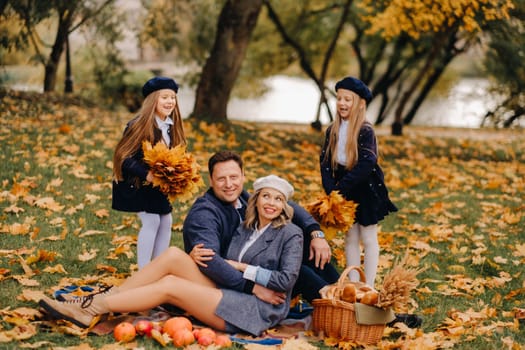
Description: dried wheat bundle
xmin=142 ymin=141 xmax=204 ymax=202
xmin=305 ymin=191 xmax=357 ymax=239
xmin=376 ymin=253 xmax=424 ymax=311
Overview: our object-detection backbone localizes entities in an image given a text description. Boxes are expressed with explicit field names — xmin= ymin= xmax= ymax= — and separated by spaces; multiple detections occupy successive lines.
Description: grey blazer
xmin=214 ymin=222 xmax=303 ymax=336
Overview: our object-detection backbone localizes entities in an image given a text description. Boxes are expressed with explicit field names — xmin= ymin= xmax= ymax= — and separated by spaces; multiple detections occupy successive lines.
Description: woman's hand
xmin=189 ymin=243 xmax=215 ymax=267
xmin=225 ymin=259 xmax=247 ymax=272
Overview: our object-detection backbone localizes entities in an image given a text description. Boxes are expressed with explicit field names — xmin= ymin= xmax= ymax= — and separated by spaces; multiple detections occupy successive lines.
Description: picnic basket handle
xmin=336 ymin=265 xmax=367 ymax=289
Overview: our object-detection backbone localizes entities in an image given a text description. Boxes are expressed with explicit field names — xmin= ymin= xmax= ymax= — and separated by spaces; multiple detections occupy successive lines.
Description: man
xmin=183 ymin=150 xmax=339 ymax=304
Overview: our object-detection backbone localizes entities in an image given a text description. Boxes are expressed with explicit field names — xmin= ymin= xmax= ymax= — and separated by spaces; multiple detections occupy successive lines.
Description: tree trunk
xmin=192 ymin=0 xmax=263 ymax=122
xmin=43 ymin=6 xmax=75 ymax=92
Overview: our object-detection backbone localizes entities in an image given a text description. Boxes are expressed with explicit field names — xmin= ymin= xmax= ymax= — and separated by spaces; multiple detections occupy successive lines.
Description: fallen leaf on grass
xmin=16 ymin=290 xmax=46 ymax=303
xmin=43 ymin=264 xmax=67 ymax=274
xmin=95 ymin=209 xmax=109 ymax=218
xmin=12 ymin=276 xmax=39 ymax=287
xmin=0 ymin=323 xmax=37 ymax=342
xmin=78 ymin=230 xmax=106 ymax=238
xmin=78 ymin=249 xmax=98 ymax=262
xmin=18 ymin=341 xmax=55 ymax=348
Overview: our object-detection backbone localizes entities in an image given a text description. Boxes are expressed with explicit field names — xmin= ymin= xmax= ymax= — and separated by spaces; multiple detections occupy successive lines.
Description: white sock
xmin=151 ymin=213 xmax=173 ymax=260
xmin=361 ymin=224 xmax=379 ymax=288
xmin=345 ymin=224 xmax=362 ymax=282
xmin=137 ymin=212 xmax=161 ymax=269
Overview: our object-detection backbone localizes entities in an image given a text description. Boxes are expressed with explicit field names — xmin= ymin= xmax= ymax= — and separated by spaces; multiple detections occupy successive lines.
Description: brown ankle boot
xmin=39 ymin=294 xmax=109 ymax=328
xmin=57 ymin=285 xmax=119 ymax=302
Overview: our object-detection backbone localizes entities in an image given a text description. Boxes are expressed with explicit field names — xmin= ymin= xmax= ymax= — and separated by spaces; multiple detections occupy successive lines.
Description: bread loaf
xmin=341 ymin=284 xmax=357 ymax=303
xmin=360 ymin=290 xmax=379 ymax=306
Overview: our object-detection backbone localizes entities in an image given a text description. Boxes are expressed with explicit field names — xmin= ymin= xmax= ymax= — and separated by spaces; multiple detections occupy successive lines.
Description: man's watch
xmin=310 ymin=230 xmax=325 ymax=239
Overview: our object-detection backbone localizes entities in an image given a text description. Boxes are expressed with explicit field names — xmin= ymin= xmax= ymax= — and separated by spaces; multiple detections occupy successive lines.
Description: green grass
xmin=1 ymin=89 xmax=524 ymax=349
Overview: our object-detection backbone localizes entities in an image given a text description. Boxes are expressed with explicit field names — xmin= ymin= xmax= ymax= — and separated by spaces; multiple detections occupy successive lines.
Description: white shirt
xmin=239 ymin=223 xmax=271 ymax=282
xmin=336 ymin=119 xmax=349 ymax=166
xmin=155 ymin=115 xmax=174 ymax=147
xmin=238 ymin=223 xmax=270 ymax=262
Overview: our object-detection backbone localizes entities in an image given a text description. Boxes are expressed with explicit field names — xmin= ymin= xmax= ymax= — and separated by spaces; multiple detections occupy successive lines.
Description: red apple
xmin=172 ymin=328 xmax=195 ymax=347
xmin=195 ymin=327 xmax=216 ymax=341
xmin=114 ymin=321 xmax=136 ymax=342
xmin=135 ymin=319 xmax=154 ymax=337
xmin=215 ymin=334 xmax=233 ymax=347
xmin=197 ymin=334 xmax=214 ymax=346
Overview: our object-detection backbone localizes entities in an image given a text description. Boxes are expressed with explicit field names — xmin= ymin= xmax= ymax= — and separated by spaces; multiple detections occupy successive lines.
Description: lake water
xmin=177 ymin=75 xmax=493 ymax=128
xmin=7 ymin=72 xmax=497 ymax=128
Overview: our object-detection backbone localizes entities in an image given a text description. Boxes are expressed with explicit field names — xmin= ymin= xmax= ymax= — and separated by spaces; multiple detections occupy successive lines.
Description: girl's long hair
xmin=112 ymin=90 xmax=186 ymax=181
xmin=324 ymin=92 xmax=376 ymax=170
xmin=244 ymin=190 xmax=294 ymax=230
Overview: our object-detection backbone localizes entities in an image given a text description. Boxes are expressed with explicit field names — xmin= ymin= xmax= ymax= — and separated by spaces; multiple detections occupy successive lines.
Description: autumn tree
xmin=360 ymin=0 xmax=515 ymax=134
xmin=253 ymin=0 xmax=515 ymax=134
xmin=3 ymin=0 xmax=115 ymax=92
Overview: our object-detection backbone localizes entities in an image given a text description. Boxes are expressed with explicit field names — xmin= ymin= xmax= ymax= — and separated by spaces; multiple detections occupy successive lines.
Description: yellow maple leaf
xmin=305 ymin=191 xmax=357 ymax=233
xmin=78 ymin=249 xmax=98 ymax=262
xmin=43 ymin=264 xmax=67 ymax=274
xmin=3 ymin=204 xmax=25 ymax=214
xmin=142 ymin=141 xmax=204 ymax=202
xmin=95 ymin=208 xmax=109 ymax=218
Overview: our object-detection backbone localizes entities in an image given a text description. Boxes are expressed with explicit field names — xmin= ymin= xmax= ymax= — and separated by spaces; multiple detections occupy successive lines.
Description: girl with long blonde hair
xmin=320 ymin=76 xmax=397 ymax=288
xmin=112 ymin=77 xmax=186 ymax=269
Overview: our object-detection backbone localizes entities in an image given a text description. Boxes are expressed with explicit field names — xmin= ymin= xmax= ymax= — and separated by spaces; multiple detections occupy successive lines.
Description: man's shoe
xmin=387 ymin=313 xmax=423 ymax=328
xmin=39 ymin=294 xmax=109 ymax=328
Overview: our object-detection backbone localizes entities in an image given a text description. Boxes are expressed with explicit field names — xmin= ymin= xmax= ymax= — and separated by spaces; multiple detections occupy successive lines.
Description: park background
xmin=1 ymin=0 xmax=524 ymax=349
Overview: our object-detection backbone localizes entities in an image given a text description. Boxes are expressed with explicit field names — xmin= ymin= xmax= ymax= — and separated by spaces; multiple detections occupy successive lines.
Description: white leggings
xmin=345 ymin=223 xmax=379 ymax=288
xmin=137 ymin=212 xmax=173 ymax=269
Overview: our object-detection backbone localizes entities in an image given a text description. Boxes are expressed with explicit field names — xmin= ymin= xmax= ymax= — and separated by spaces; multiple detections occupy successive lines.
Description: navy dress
xmin=320 ymin=123 xmax=397 ymax=226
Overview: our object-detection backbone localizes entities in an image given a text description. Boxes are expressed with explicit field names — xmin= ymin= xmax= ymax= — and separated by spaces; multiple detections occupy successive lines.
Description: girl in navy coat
xmin=39 ymin=175 xmax=303 ymax=336
xmin=320 ymin=76 xmax=397 ymax=288
xmin=112 ymin=77 xmax=186 ymax=268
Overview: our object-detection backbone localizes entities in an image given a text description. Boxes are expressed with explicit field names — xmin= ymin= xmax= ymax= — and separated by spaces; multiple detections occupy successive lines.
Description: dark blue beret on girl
xmin=335 ymin=76 xmax=372 ymax=104
xmin=142 ymin=77 xmax=179 ymax=97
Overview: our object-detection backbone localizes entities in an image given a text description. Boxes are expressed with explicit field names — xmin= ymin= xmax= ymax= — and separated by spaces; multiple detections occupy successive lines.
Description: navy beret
xmin=335 ymin=76 xmax=372 ymax=104
xmin=142 ymin=76 xmax=179 ymax=97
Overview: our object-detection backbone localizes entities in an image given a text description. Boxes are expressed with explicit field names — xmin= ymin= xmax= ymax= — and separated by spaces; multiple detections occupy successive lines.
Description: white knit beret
xmin=253 ymin=175 xmax=294 ymax=200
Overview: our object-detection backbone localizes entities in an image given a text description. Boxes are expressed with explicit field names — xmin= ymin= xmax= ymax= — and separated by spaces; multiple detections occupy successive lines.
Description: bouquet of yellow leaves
xmin=142 ymin=141 xmax=204 ymax=202
xmin=305 ymin=191 xmax=358 ymax=240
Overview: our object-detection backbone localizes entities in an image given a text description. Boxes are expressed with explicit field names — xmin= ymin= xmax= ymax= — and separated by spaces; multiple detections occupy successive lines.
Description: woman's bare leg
xmin=106 ymin=275 xmax=227 ymax=331
xmin=118 ymin=247 xmax=214 ymax=291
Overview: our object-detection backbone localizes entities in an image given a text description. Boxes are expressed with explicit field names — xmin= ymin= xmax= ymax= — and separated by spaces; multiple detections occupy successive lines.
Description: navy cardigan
xmin=112 ymin=118 xmax=172 ymax=214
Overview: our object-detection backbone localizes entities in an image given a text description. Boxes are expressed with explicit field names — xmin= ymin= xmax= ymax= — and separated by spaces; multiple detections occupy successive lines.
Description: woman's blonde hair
xmin=324 ymin=92 xmax=376 ymax=170
xmin=244 ymin=189 xmax=294 ymax=230
xmin=112 ymin=90 xmax=186 ymax=181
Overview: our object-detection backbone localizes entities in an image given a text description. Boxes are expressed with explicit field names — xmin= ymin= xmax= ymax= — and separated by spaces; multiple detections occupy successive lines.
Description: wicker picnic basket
xmin=312 ymin=266 xmax=386 ymax=345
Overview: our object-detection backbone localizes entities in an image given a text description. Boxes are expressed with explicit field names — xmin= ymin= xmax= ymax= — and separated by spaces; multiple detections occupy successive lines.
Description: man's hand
xmin=309 ymin=237 xmax=332 ymax=269
xmin=252 ymin=284 xmax=286 ymax=305
xmin=189 ymin=243 xmax=215 ymax=267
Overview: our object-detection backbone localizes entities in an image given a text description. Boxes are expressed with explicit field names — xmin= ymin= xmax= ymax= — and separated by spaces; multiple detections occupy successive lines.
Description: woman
xmin=320 ymin=76 xmax=397 ymax=287
xmin=112 ymin=76 xmax=186 ymax=269
xmin=39 ymin=175 xmax=303 ymax=336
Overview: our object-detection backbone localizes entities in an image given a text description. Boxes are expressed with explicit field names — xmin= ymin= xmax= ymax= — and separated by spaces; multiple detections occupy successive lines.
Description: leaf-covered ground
xmin=0 ymin=89 xmax=524 ymax=349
